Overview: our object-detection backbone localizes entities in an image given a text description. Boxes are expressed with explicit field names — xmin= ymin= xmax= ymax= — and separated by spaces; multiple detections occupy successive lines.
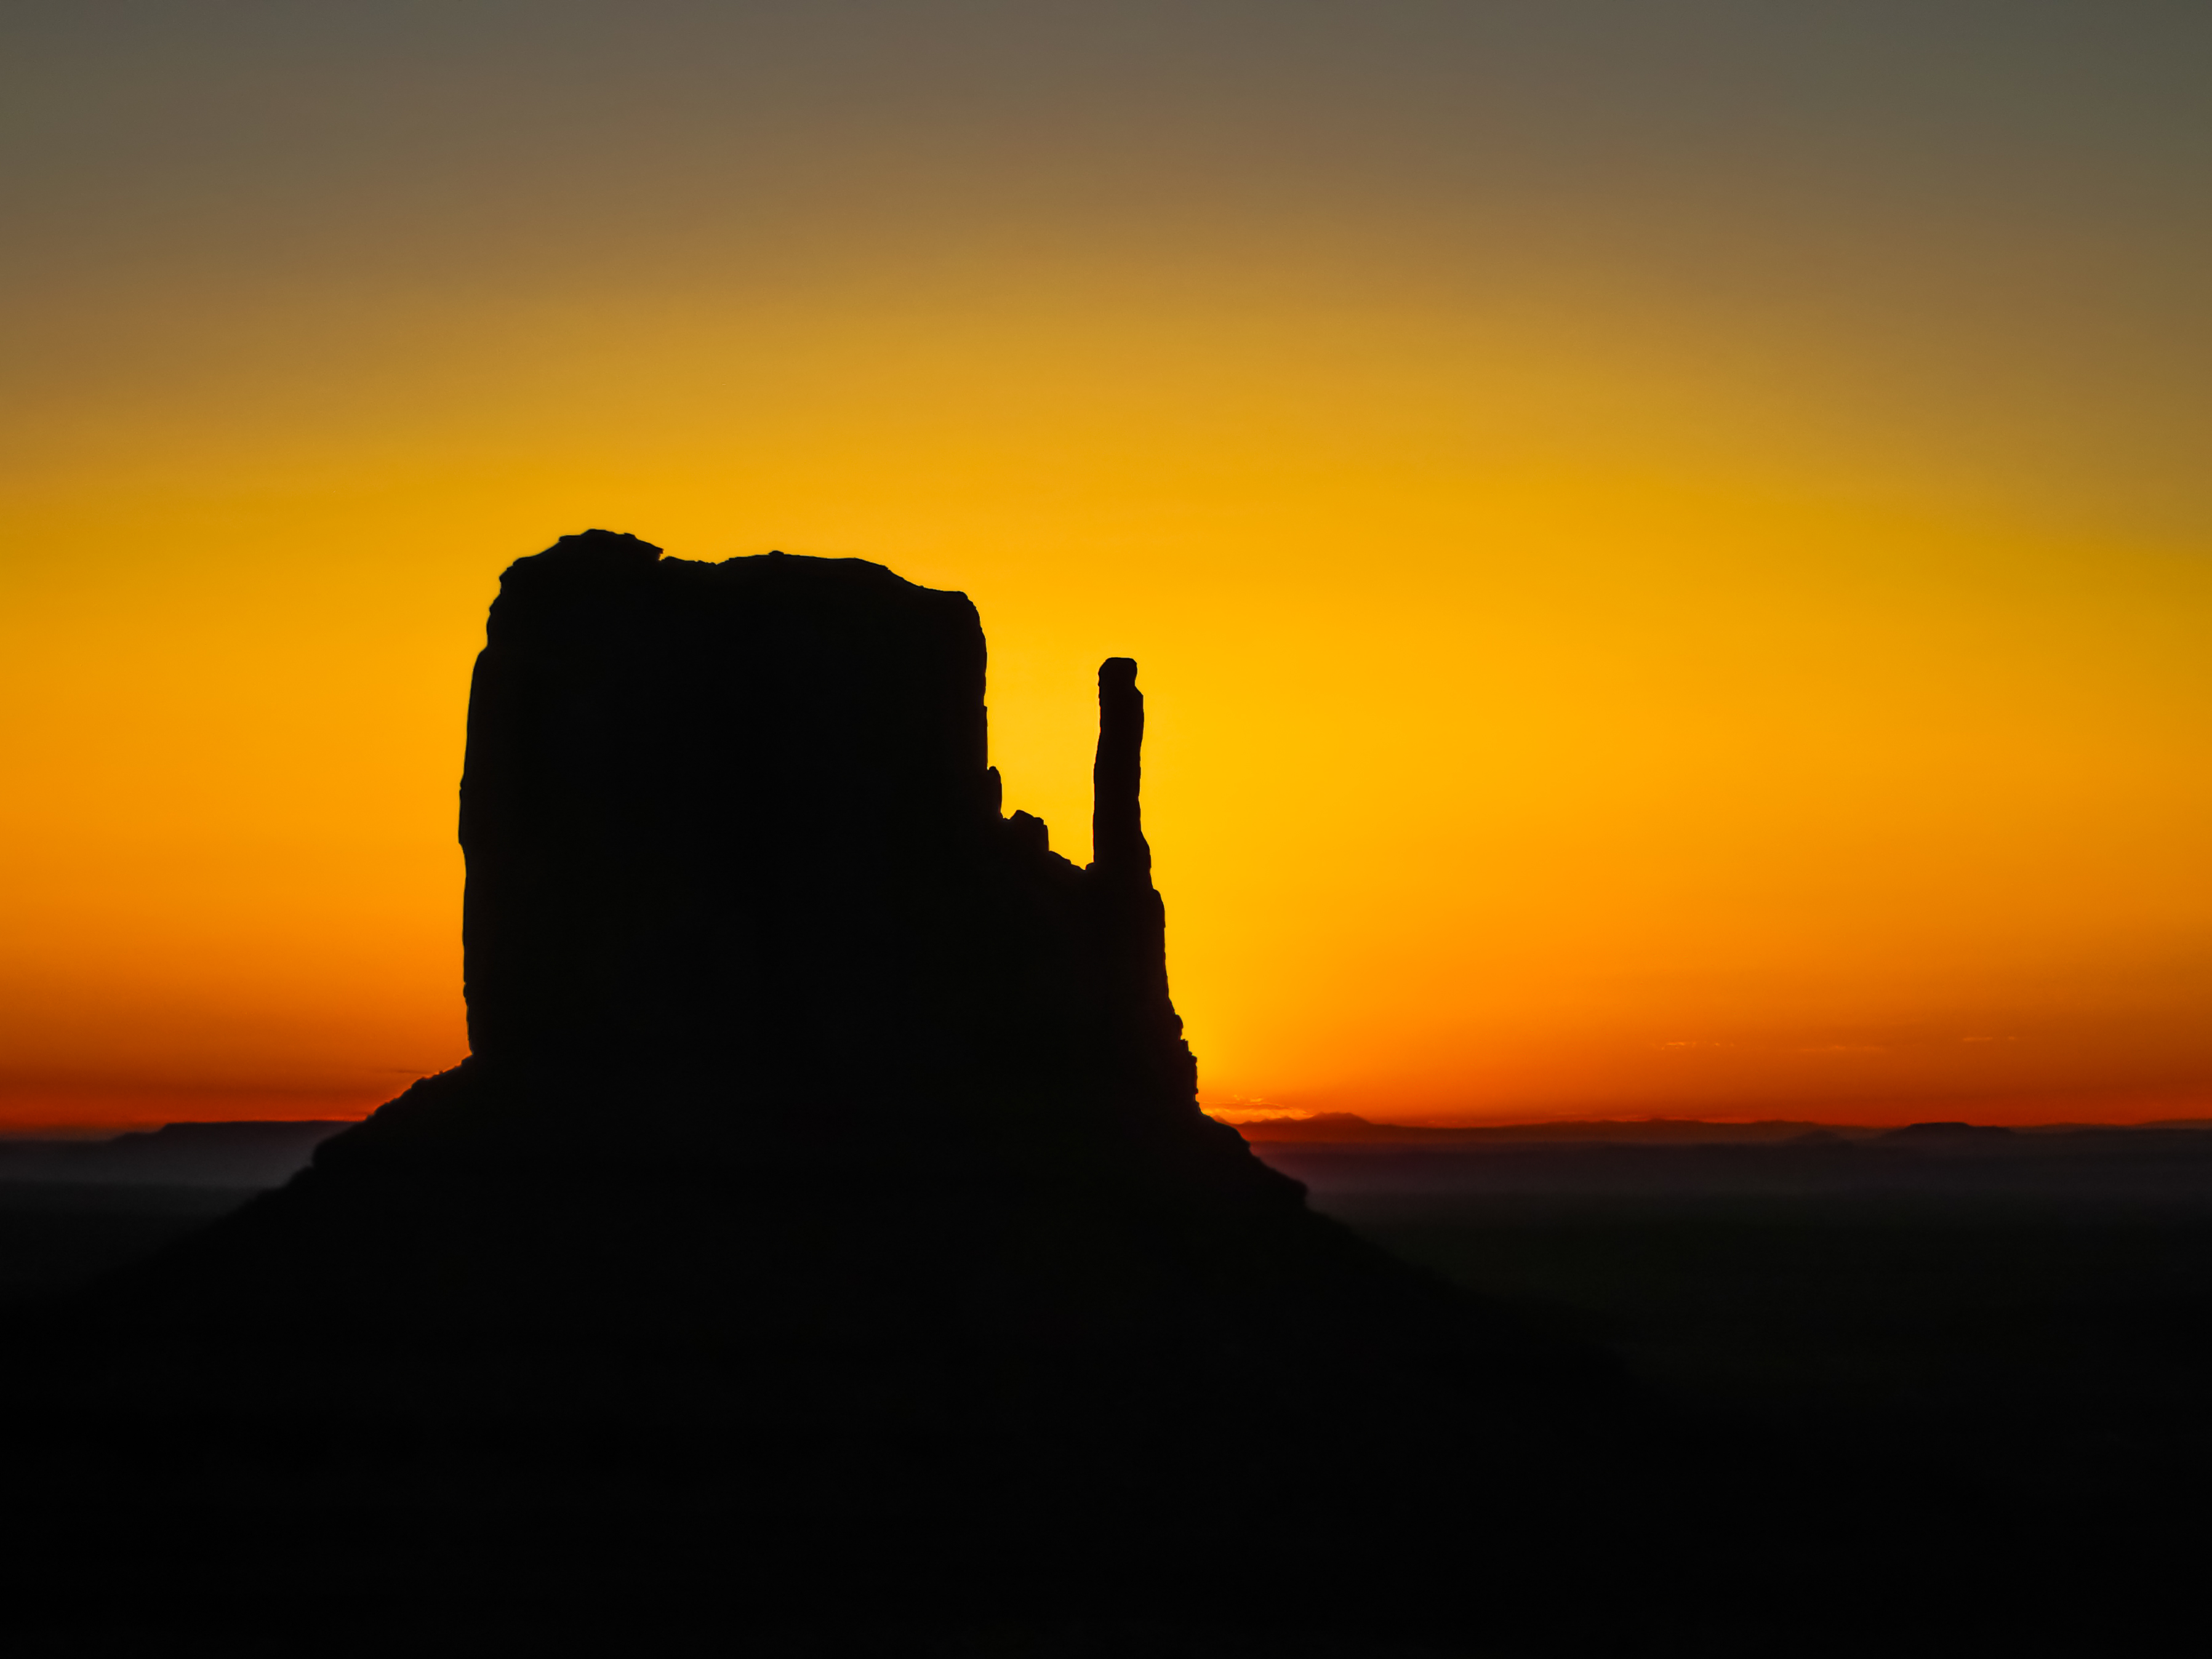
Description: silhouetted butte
xmin=103 ymin=532 xmax=1574 ymax=1395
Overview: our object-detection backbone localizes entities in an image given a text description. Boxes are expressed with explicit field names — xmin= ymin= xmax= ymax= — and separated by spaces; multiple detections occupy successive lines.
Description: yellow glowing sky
xmin=5 ymin=4 xmax=2211 ymax=1129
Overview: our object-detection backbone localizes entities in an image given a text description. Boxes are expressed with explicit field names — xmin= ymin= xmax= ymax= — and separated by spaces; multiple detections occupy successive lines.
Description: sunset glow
xmin=5 ymin=6 xmax=2210 ymax=1130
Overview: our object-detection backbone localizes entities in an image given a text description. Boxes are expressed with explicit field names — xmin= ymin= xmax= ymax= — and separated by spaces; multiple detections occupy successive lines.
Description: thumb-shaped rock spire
xmin=1092 ymin=657 xmax=1151 ymax=881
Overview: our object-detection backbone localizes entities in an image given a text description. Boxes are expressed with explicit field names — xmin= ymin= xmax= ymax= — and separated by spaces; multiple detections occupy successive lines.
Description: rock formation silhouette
xmin=452 ymin=533 xmax=1200 ymax=1143
xmin=9 ymin=534 xmax=1627 ymax=1647
xmin=98 ymin=532 xmax=1563 ymax=1390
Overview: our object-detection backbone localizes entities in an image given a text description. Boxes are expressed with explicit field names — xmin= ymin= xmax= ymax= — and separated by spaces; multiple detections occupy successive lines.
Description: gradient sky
xmin=4 ymin=2 xmax=2210 ymax=1130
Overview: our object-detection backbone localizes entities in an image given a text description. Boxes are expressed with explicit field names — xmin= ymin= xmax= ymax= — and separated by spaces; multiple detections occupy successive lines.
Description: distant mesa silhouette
xmin=98 ymin=530 xmax=1578 ymax=1393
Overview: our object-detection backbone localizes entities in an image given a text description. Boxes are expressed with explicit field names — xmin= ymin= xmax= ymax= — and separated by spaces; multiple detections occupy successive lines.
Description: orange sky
xmin=4 ymin=5 xmax=2211 ymax=1130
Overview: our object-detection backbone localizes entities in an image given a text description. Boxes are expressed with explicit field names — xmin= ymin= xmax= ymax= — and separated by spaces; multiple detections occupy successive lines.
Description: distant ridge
xmin=10 ymin=1111 xmax=2200 ymax=1183
xmin=0 ymin=1121 xmax=354 ymax=1187
xmin=1228 ymin=1113 xmax=1865 ymax=1144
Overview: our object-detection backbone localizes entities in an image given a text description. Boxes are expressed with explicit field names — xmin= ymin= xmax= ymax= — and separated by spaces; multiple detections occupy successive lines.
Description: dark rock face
xmin=455 ymin=535 xmax=1200 ymax=1131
